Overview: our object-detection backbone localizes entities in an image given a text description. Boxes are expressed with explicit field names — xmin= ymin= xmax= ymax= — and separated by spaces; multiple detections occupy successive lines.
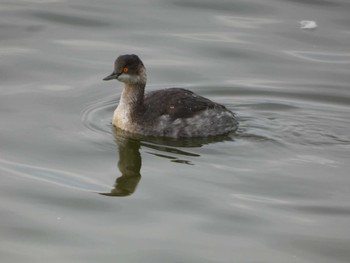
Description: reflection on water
xmin=102 ymin=127 xmax=237 ymax=196
xmin=100 ymin=130 xmax=142 ymax=197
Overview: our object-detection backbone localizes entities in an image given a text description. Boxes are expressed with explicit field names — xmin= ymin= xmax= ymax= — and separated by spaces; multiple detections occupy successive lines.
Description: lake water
xmin=1 ymin=0 xmax=350 ymax=262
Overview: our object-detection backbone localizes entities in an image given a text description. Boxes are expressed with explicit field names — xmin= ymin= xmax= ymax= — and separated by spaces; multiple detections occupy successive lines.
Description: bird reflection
xmin=100 ymin=127 xmax=234 ymax=197
xmin=100 ymin=129 xmax=141 ymax=196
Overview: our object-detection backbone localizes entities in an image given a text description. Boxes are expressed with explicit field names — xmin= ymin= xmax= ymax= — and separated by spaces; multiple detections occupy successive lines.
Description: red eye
xmin=123 ymin=67 xmax=129 ymax=73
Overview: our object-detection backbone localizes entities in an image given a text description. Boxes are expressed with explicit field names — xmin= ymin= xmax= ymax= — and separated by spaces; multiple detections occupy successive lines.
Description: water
xmin=1 ymin=0 xmax=350 ymax=262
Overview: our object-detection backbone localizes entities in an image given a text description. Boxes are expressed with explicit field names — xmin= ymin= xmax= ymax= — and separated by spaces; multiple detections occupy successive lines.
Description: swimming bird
xmin=103 ymin=54 xmax=237 ymax=138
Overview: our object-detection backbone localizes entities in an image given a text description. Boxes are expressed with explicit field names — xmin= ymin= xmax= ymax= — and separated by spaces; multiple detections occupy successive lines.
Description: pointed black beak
xmin=103 ymin=72 xmax=119 ymax=81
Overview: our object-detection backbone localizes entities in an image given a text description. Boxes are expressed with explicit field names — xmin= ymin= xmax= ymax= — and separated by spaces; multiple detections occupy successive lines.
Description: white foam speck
xmin=299 ymin=20 xmax=318 ymax=30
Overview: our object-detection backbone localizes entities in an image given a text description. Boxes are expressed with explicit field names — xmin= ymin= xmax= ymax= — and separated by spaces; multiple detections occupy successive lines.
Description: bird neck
xmin=118 ymin=83 xmax=145 ymax=116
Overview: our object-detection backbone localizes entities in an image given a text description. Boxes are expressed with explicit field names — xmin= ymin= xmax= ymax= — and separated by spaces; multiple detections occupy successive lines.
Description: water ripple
xmin=0 ymin=158 xmax=109 ymax=192
xmin=0 ymin=47 xmax=36 ymax=56
xmin=216 ymin=15 xmax=280 ymax=29
xmin=170 ymin=32 xmax=247 ymax=44
xmin=28 ymin=11 xmax=111 ymax=27
xmin=81 ymin=84 xmax=350 ymax=148
xmin=171 ymin=0 xmax=271 ymax=14
xmin=81 ymin=95 xmax=116 ymax=135
xmin=285 ymin=50 xmax=350 ymax=64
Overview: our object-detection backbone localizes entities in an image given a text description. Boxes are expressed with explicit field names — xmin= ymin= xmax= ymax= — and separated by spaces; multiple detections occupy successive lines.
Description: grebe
xmin=103 ymin=54 xmax=237 ymax=138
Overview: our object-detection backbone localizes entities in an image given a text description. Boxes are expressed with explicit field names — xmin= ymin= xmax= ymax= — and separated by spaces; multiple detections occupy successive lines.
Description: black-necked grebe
xmin=103 ymin=54 xmax=238 ymax=138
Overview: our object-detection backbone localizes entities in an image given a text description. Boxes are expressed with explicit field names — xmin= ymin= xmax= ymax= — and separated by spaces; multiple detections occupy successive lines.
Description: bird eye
xmin=123 ymin=67 xmax=129 ymax=73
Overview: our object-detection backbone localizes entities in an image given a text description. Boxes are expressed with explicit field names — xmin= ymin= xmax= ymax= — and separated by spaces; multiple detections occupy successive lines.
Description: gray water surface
xmin=1 ymin=0 xmax=350 ymax=262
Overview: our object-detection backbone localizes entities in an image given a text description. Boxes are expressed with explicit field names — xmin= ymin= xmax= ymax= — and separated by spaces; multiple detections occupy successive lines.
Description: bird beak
xmin=103 ymin=71 xmax=119 ymax=81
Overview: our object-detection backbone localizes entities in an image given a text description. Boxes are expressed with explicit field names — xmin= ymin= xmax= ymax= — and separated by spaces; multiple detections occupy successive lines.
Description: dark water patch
xmin=280 ymin=31 xmax=348 ymax=50
xmin=289 ymin=204 xmax=350 ymax=216
xmin=227 ymin=88 xmax=350 ymax=107
xmin=171 ymin=0 xmax=272 ymax=14
xmin=334 ymin=17 xmax=350 ymax=27
xmin=244 ymin=102 xmax=299 ymax=111
xmin=273 ymin=237 xmax=350 ymax=263
xmin=28 ymin=11 xmax=111 ymax=27
xmin=193 ymin=84 xmax=350 ymax=108
xmin=203 ymin=46 xmax=259 ymax=61
xmin=17 ymin=191 xmax=115 ymax=212
xmin=146 ymin=152 xmax=195 ymax=165
xmin=283 ymin=0 xmax=342 ymax=7
xmin=68 ymin=3 xmax=115 ymax=14
xmin=142 ymin=143 xmax=200 ymax=157
xmin=234 ymin=100 xmax=350 ymax=147
xmin=0 ymin=23 xmax=44 ymax=41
